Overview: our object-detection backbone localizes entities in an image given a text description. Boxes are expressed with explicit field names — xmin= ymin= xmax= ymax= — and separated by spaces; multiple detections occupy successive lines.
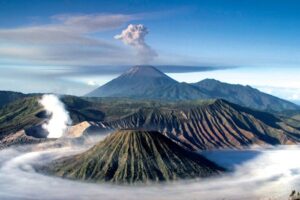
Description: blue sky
xmin=0 ymin=0 xmax=300 ymax=102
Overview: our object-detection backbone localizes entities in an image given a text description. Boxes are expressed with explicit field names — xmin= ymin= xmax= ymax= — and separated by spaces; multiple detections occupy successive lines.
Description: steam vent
xmin=42 ymin=129 xmax=224 ymax=184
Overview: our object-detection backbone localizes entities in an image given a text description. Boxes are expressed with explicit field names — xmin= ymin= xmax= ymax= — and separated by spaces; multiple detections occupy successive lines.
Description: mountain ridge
xmin=193 ymin=78 xmax=298 ymax=111
xmin=102 ymin=98 xmax=300 ymax=150
xmin=86 ymin=65 xmax=299 ymax=112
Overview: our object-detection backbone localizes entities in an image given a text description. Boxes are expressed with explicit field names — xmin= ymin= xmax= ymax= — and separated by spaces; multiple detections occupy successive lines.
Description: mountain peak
xmin=85 ymin=65 xmax=179 ymax=98
xmin=197 ymin=78 xmax=222 ymax=84
xmin=122 ymin=65 xmax=167 ymax=78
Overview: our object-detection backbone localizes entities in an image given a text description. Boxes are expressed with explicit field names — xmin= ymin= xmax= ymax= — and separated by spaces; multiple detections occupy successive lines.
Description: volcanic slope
xmin=43 ymin=129 xmax=223 ymax=184
xmin=103 ymin=99 xmax=300 ymax=150
xmin=86 ymin=65 xmax=209 ymax=100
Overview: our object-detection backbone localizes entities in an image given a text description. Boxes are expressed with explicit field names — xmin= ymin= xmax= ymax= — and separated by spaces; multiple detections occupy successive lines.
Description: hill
xmin=41 ymin=129 xmax=223 ymax=184
xmin=0 ymin=91 xmax=27 ymax=108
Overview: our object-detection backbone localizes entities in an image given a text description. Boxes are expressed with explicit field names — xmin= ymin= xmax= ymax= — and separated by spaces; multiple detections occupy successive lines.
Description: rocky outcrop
xmin=65 ymin=121 xmax=91 ymax=138
xmin=0 ymin=130 xmax=46 ymax=149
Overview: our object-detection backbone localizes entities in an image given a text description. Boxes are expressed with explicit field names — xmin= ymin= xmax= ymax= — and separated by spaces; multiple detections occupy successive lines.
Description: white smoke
xmin=39 ymin=94 xmax=71 ymax=138
xmin=114 ymin=24 xmax=157 ymax=63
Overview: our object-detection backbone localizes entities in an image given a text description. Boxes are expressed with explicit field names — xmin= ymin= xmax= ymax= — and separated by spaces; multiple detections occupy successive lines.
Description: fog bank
xmin=0 ymin=143 xmax=299 ymax=200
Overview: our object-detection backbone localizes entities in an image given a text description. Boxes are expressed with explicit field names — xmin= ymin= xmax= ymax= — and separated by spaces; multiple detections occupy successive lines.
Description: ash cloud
xmin=114 ymin=24 xmax=157 ymax=63
xmin=39 ymin=94 xmax=72 ymax=138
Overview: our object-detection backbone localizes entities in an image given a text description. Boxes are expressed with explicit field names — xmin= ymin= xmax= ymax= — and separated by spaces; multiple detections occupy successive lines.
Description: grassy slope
xmin=43 ymin=130 xmax=223 ymax=184
xmin=0 ymin=96 xmax=43 ymax=139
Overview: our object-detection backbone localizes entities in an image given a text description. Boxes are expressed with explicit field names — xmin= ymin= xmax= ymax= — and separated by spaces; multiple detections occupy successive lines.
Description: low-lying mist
xmin=0 ymin=136 xmax=299 ymax=200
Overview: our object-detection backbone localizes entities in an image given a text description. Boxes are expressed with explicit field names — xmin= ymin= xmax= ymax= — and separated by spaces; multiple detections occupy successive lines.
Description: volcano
xmin=86 ymin=65 xmax=208 ymax=100
xmin=42 ymin=129 xmax=223 ymax=184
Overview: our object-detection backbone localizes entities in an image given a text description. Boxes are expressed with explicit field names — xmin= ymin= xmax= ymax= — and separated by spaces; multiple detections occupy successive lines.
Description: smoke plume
xmin=39 ymin=94 xmax=71 ymax=138
xmin=114 ymin=24 xmax=157 ymax=63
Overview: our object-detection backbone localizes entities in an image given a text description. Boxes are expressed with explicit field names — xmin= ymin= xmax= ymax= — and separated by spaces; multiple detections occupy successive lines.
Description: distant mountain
xmin=41 ymin=129 xmax=223 ymax=184
xmin=0 ymin=91 xmax=26 ymax=108
xmin=193 ymin=79 xmax=299 ymax=112
xmin=293 ymin=100 xmax=300 ymax=106
xmin=86 ymin=65 xmax=299 ymax=112
xmin=86 ymin=65 xmax=209 ymax=100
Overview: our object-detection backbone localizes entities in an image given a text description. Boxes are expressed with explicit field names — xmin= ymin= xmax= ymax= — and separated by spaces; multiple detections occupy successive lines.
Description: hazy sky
xmin=0 ymin=0 xmax=300 ymax=102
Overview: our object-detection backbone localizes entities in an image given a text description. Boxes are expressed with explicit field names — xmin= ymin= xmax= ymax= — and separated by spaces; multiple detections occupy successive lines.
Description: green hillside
xmin=41 ymin=129 xmax=223 ymax=184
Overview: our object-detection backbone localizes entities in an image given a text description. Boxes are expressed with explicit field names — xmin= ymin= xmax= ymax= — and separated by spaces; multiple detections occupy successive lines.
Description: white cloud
xmin=0 ymin=13 xmax=140 ymax=65
xmin=87 ymin=80 xmax=98 ymax=86
xmin=258 ymin=86 xmax=300 ymax=101
xmin=52 ymin=14 xmax=134 ymax=33
xmin=114 ymin=24 xmax=157 ymax=63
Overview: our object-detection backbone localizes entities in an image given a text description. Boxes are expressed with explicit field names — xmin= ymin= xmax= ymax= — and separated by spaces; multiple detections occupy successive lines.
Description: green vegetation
xmin=42 ymin=129 xmax=223 ymax=184
xmin=0 ymin=96 xmax=43 ymax=139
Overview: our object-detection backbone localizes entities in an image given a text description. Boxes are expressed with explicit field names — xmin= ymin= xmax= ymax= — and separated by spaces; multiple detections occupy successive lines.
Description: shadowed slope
xmin=104 ymin=99 xmax=300 ymax=150
xmin=43 ymin=130 xmax=223 ymax=184
xmin=0 ymin=91 xmax=26 ymax=108
xmin=86 ymin=65 xmax=299 ymax=111
xmin=193 ymin=79 xmax=299 ymax=112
